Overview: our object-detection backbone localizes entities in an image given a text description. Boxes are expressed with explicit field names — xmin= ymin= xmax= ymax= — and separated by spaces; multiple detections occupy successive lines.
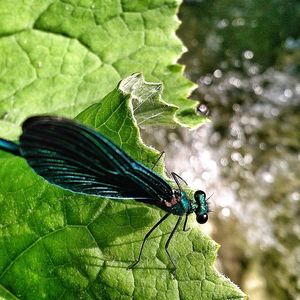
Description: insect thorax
xmin=169 ymin=190 xmax=192 ymax=216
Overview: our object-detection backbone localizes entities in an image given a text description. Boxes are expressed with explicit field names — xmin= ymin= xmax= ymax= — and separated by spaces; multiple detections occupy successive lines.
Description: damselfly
xmin=0 ymin=116 xmax=209 ymax=273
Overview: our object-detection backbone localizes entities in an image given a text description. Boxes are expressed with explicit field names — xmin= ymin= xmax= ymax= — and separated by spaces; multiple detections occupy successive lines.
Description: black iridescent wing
xmin=19 ymin=116 xmax=173 ymax=209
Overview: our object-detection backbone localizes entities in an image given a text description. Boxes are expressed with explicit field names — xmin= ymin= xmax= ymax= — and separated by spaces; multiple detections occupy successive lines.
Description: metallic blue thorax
xmin=171 ymin=191 xmax=192 ymax=216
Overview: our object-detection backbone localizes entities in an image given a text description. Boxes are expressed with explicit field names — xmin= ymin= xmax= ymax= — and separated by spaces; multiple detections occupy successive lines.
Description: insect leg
xmin=171 ymin=172 xmax=182 ymax=190
xmin=172 ymin=172 xmax=188 ymax=188
xmin=183 ymin=214 xmax=189 ymax=232
xmin=128 ymin=212 xmax=170 ymax=269
xmin=151 ymin=151 xmax=165 ymax=170
xmin=165 ymin=216 xmax=182 ymax=273
xmin=152 ymin=151 xmax=174 ymax=179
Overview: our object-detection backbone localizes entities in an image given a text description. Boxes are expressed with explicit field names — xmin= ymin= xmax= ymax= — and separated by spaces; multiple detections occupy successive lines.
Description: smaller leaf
xmin=119 ymin=73 xmax=178 ymax=127
xmin=176 ymin=102 xmax=209 ymax=129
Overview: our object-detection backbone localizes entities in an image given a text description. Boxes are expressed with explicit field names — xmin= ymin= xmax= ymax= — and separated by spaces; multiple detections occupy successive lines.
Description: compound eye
xmin=196 ymin=213 xmax=208 ymax=224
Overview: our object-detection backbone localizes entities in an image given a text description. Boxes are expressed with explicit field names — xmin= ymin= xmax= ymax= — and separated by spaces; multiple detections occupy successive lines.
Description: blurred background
xmin=143 ymin=0 xmax=300 ymax=299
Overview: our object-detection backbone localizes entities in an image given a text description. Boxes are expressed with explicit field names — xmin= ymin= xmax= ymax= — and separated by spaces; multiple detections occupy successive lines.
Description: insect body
xmin=0 ymin=116 xmax=209 ymax=272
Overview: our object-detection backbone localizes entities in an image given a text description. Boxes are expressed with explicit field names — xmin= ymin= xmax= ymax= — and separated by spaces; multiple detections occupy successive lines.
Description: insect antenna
xmin=206 ymin=193 xmax=214 ymax=213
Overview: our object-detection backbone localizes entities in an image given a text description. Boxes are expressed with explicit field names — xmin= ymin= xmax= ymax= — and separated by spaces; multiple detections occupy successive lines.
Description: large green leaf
xmin=0 ymin=0 xmax=204 ymax=140
xmin=0 ymin=78 xmax=245 ymax=299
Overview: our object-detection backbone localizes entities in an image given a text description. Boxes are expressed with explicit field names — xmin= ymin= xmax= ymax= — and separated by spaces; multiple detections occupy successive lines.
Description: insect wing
xmin=19 ymin=116 xmax=173 ymax=205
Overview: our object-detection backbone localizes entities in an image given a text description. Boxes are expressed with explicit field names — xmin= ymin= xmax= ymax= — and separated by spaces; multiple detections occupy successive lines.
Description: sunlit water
xmin=143 ymin=1 xmax=300 ymax=299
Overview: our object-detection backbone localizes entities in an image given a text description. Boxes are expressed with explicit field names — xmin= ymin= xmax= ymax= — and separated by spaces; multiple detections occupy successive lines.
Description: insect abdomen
xmin=0 ymin=139 xmax=20 ymax=156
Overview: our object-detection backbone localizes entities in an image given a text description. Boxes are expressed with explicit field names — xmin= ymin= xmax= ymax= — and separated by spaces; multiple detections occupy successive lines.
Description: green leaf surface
xmin=0 ymin=79 xmax=245 ymax=299
xmin=0 ymin=0 xmax=205 ymax=140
